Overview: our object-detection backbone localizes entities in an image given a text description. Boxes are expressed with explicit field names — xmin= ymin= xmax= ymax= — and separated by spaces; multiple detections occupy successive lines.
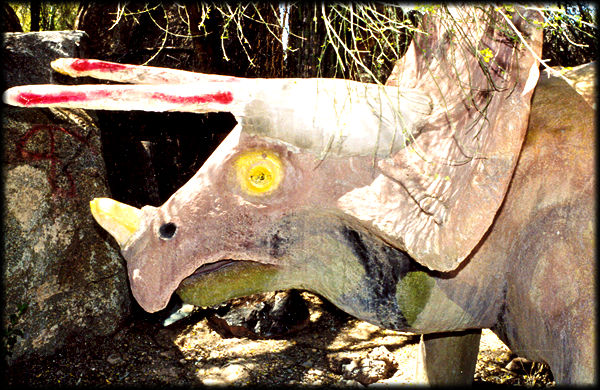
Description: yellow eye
xmin=234 ymin=150 xmax=283 ymax=196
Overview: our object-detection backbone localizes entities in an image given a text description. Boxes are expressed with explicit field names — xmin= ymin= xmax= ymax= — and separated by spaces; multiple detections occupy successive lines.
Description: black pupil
xmin=159 ymin=222 xmax=177 ymax=239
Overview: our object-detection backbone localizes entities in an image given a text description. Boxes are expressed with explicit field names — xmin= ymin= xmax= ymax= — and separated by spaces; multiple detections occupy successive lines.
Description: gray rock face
xmin=3 ymin=31 xmax=90 ymax=86
xmin=2 ymin=31 xmax=131 ymax=363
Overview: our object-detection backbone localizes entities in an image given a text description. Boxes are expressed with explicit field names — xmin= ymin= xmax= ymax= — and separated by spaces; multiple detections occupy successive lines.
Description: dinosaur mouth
xmin=175 ymin=259 xmax=281 ymax=308
xmin=185 ymin=259 xmax=238 ymax=280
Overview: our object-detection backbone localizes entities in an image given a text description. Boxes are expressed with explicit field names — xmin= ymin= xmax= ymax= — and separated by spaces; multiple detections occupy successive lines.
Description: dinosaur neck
xmin=279 ymin=212 xmax=500 ymax=333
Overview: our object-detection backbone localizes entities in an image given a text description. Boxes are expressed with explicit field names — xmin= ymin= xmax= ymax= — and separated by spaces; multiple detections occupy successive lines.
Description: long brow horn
xmin=3 ymin=57 xmax=257 ymax=113
xmin=51 ymin=58 xmax=242 ymax=84
xmin=3 ymin=58 xmax=433 ymax=158
xmin=3 ymin=83 xmax=247 ymax=114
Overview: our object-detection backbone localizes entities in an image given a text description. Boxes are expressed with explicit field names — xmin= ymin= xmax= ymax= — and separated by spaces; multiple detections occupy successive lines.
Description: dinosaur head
xmin=3 ymin=6 xmax=542 ymax=324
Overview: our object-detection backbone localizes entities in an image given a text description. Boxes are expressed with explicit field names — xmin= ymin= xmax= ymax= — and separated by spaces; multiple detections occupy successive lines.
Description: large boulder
xmin=1 ymin=4 xmax=22 ymax=32
xmin=2 ymin=31 xmax=131 ymax=363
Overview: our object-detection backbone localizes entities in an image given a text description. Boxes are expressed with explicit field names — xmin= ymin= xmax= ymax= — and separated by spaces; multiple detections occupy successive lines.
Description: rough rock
xmin=106 ymin=353 xmax=124 ymax=365
xmin=329 ymin=346 xmax=398 ymax=385
xmin=198 ymin=362 xmax=253 ymax=386
xmin=2 ymin=31 xmax=93 ymax=87
xmin=2 ymin=31 xmax=130 ymax=363
xmin=207 ymin=290 xmax=310 ymax=339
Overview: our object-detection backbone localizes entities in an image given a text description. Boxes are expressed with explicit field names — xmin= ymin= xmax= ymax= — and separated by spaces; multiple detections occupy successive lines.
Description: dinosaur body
xmin=3 ymin=6 xmax=594 ymax=384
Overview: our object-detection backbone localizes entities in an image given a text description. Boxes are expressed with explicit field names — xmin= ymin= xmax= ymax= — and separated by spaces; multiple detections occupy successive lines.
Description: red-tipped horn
xmin=3 ymin=83 xmax=248 ymax=114
xmin=51 ymin=58 xmax=243 ymax=84
xmin=3 ymin=59 xmax=433 ymax=158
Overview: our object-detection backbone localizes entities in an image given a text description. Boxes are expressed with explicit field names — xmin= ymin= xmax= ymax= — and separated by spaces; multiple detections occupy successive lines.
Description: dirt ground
xmin=5 ymin=292 xmax=554 ymax=387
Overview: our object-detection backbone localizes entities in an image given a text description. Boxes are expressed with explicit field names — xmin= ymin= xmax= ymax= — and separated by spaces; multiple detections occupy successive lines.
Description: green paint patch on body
xmin=396 ymin=271 xmax=434 ymax=325
xmin=176 ymin=262 xmax=283 ymax=307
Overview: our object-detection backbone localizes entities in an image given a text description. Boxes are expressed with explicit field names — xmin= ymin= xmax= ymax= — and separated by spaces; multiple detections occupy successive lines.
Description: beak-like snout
xmin=89 ymin=197 xmax=142 ymax=249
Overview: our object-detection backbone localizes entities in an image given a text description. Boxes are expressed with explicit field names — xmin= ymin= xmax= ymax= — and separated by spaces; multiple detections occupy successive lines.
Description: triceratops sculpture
xmin=3 ymin=5 xmax=595 ymax=384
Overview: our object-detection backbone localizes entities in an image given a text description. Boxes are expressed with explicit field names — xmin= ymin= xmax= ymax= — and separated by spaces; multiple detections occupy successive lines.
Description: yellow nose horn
xmin=89 ymin=197 xmax=142 ymax=248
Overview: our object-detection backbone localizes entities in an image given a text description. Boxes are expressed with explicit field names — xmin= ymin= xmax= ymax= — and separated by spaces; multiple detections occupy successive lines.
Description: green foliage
xmin=8 ymin=2 xmax=79 ymax=32
xmin=540 ymin=3 xmax=597 ymax=66
xmin=313 ymin=4 xmax=420 ymax=82
xmin=8 ymin=2 xmax=595 ymax=75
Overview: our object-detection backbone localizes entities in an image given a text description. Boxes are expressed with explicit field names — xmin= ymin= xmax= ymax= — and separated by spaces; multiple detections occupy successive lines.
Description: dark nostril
xmin=159 ymin=222 xmax=177 ymax=240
